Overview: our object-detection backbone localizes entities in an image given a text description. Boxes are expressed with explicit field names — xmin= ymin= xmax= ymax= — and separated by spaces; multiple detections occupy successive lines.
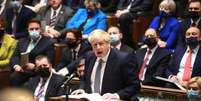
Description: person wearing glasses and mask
xmin=134 ymin=28 xmax=171 ymax=87
xmin=107 ymin=26 xmax=134 ymax=53
xmin=149 ymin=0 xmax=181 ymax=52
xmin=9 ymin=19 xmax=55 ymax=87
xmin=55 ymin=28 xmax=91 ymax=76
xmin=167 ymin=26 xmax=201 ymax=88
xmin=186 ymin=76 xmax=201 ymax=100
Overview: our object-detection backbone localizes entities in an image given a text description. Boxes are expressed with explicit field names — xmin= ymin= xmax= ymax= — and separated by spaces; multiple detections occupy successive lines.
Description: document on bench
xmin=68 ymin=93 xmax=120 ymax=101
xmin=20 ymin=52 xmax=29 ymax=66
xmin=155 ymin=76 xmax=186 ymax=91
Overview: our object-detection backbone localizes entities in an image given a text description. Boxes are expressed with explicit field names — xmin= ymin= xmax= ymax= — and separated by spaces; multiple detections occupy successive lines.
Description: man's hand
xmin=158 ymin=39 xmax=167 ymax=48
xmin=57 ymin=68 xmax=69 ymax=76
xmin=14 ymin=65 xmax=24 ymax=72
xmin=102 ymin=93 xmax=120 ymax=100
xmin=71 ymin=89 xmax=85 ymax=95
xmin=170 ymin=75 xmax=179 ymax=82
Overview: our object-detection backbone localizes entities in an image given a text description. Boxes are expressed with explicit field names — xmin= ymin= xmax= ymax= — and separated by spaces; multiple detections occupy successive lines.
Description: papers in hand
xmin=20 ymin=52 xmax=29 ymax=66
xmin=155 ymin=76 xmax=186 ymax=90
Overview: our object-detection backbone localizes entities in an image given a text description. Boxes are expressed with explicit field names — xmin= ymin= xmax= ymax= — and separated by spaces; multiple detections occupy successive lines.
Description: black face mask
xmin=144 ymin=37 xmax=157 ymax=49
xmin=65 ymin=38 xmax=77 ymax=49
xmin=37 ymin=68 xmax=51 ymax=78
xmin=188 ymin=11 xmax=200 ymax=21
xmin=87 ymin=9 xmax=96 ymax=17
xmin=0 ymin=29 xmax=5 ymax=38
xmin=186 ymin=37 xmax=199 ymax=47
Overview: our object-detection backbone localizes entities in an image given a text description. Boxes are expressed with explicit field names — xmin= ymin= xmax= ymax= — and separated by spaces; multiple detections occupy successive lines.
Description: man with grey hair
xmin=71 ymin=29 xmax=140 ymax=101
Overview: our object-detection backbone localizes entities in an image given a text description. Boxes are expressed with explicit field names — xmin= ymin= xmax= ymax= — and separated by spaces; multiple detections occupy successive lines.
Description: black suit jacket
xmin=167 ymin=45 xmax=201 ymax=78
xmin=25 ymin=73 xmax=65 ymax=101
xmin=9 ymin=36 xmax=55 ymax=71
xmin=129 ymin=0 xmax=153 ymax=14
xmin=5 ymin=5 xmax=36 ymax=39
xmin=136 ymin=47 xmax=171 ymax=86
xmin=55 ymin=43 xmax=91 ymax=71
xmin=80 ymin=49 xmax=140 ymax=100
xmin=100 ymin=0 xmax=120 ymax=13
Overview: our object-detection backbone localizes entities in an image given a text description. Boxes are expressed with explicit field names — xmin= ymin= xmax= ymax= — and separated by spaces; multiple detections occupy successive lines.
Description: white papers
xmin=155 ymin=76 xmax=186 ymax=90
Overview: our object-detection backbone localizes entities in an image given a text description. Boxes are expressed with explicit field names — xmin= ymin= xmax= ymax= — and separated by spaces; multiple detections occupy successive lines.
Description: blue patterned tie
xmin=94 ymin=59 xmax=103 ymax=93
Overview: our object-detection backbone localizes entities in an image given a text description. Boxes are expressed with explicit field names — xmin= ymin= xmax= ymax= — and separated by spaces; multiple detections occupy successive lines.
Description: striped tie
xmin=35 ymin=80 xmax=46 ymax=101
xmin=49 ymin=10 xmax=57 ymax=27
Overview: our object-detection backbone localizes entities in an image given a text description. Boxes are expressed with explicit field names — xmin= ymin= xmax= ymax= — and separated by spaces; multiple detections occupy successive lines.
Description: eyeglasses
xmin=29 ymin=28 xmax=40 ymax=31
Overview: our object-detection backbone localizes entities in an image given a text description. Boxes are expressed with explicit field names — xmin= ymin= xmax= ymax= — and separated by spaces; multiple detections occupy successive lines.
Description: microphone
xmin=61 ymin=72 xmax=77 ymax=88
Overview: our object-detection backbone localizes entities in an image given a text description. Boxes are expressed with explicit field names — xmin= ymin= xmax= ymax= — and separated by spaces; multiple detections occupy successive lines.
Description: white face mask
xmin=29 ymin=31 xmax=40 ymax=40
xmin=110 ymin=34 xmax=120 ymax=46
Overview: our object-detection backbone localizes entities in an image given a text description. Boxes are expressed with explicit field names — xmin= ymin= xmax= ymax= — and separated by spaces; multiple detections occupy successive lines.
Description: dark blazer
xmin=100 ymin=0 xmax=120 ymax=13
xmin=167 ymin=45 xmax=201 ymax=78
xmin=9 ymin=36 xmax=55 ymax=71
xmin=80 ymin=49 xmax=140 ymax=101
xmin=129 ymin=0 xmax=153 ymax=14
xmin=25 ymin=73 xmax=65 ymax=101
xmin=37 ymin=5 xmax=73 ymax=35
xmin=55 ymin=43 xmax=91 ymax=71
xmin=120 ymin=43 xmax=134 ymax=53
xmin=5 ymin=5 xmax=36 ymax=39
xmin=136 ymin=47 xmax=171 ymax=86
xmin=178 ymin=18 xmax=201 ymax=47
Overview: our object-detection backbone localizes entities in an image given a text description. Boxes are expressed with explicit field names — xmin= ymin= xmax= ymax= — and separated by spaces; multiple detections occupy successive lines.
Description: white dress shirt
xmin=91 ymin=49 xmax=110 ymax=93
xmin=177 ymin=46 xmax=200 ymax=82
xmin=141 ymin=46 xmax=158 ymax=81
xmin=34 ymin=72 xmax=53 ymax=101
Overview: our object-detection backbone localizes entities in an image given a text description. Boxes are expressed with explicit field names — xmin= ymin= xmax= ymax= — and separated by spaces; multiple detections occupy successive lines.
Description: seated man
xmin=107 ymin=26 xmax=134 ymax=53
xmin=71 ymin=29 xmax=140 ymax=101
xmin=135 ymin=28 xmax=171 ymax=87
xmin=4 ymin=0 xmax=36 ymax=39
xmin=55 ymin=29 xmax=91 ymax=75
xmin=25 ymin=55 xmax=65 ymax=101
xmin=36 ymin=0 xmax=73 ymax=41
xmin=9 ymin=19 xmax=55 ymax=86
xmin=167 ymin=26 xmax=201 ymax=87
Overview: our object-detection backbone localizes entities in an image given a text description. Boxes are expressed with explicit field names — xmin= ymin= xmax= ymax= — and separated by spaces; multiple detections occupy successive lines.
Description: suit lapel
xmin=148 ymin=47 xmax=160 ymax=68
xmin=192 ymin=46 xmax=201 ymax=75
xmin=45 ymin=9 xmax=51 ymax=25
xmin=54 ymin=6 xmax=64 ymax=25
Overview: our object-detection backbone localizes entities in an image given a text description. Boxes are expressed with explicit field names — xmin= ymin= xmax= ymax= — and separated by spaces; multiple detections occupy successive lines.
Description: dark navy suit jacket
xmin=5 ymin=5 xmax=36 ymax=39
xmin=167 ymin=45 xmax=201 ymax=78
xmin=25 ymin=73 xmax=65 ymax=101
xmin=136 ymin=47 xmax=171 ymax=87
xmin=80 ymin=48 xmax=140 ymax=101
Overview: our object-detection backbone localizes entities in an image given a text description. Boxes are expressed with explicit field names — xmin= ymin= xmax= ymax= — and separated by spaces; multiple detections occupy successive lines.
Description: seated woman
xmin=65 ymin=0 xmax=106 ymax=39
xmin=186 ymin=76 xmax=201 ymax=99
xmin=149 ymin=0 xmax=181 ymax=52
xmin=0 ymin=17 xmax=17 ymax=69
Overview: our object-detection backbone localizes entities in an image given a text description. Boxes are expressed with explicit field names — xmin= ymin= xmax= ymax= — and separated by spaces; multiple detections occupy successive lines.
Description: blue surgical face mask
xmin=160 ymin=11 xmax=169 ymax=18
xmin=187 ymin=89 xmax=200 ymax=98
xmin=29 ymin=31 xmax=40 ymax=40
xmin=110 ymin=34 xmax=121 ymax=46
